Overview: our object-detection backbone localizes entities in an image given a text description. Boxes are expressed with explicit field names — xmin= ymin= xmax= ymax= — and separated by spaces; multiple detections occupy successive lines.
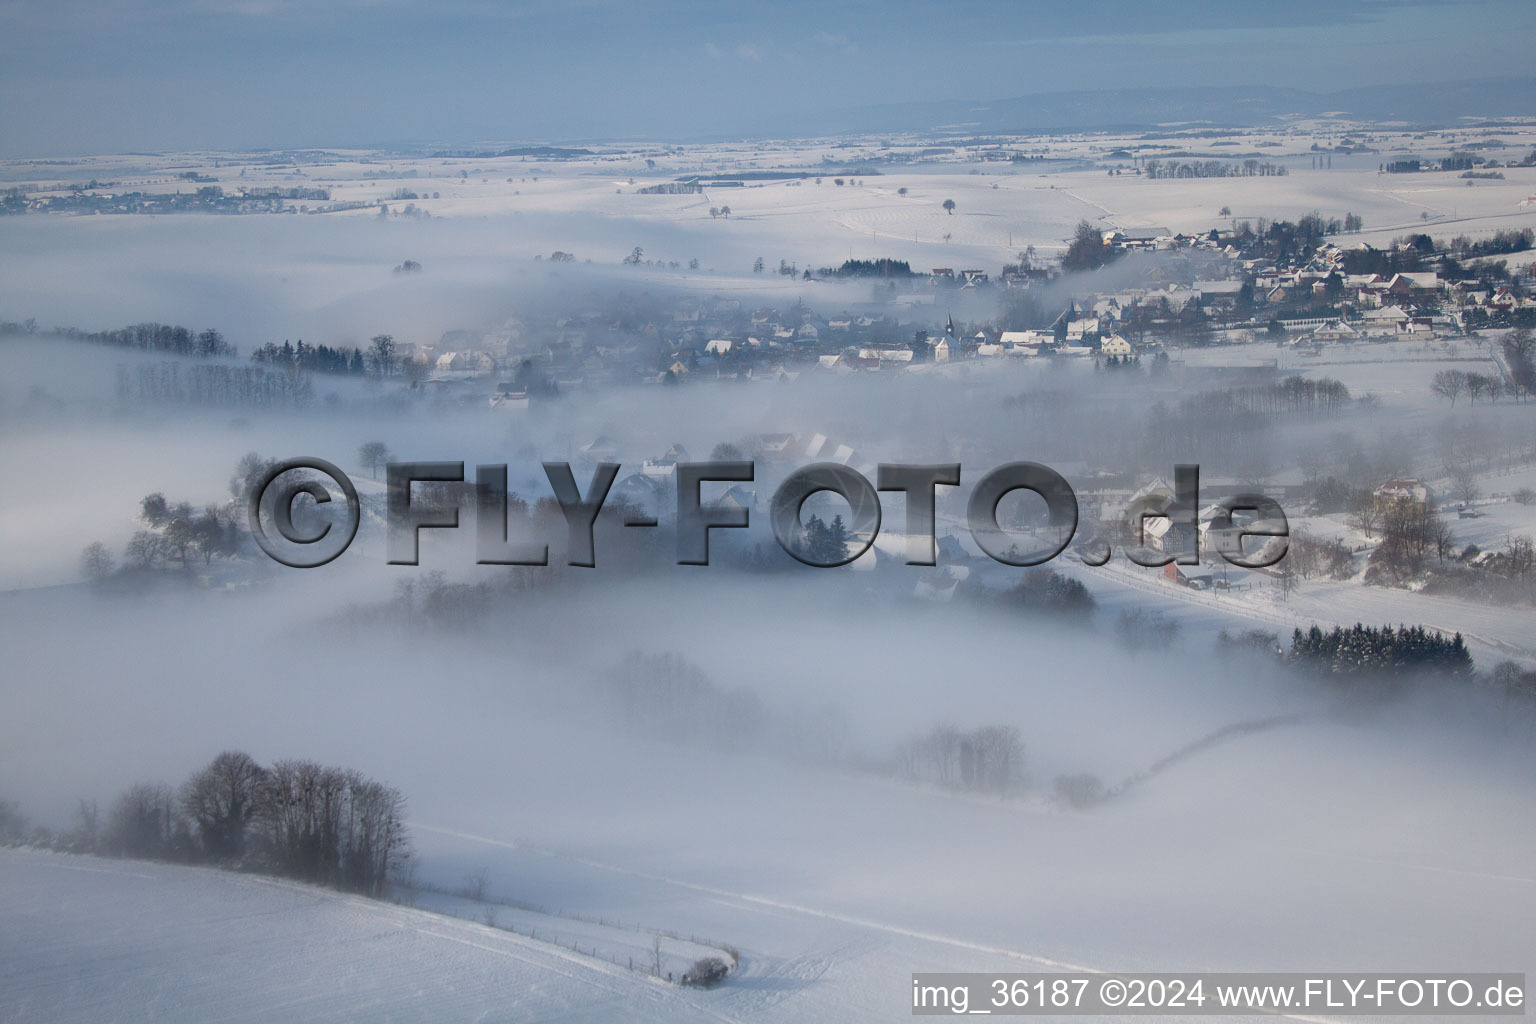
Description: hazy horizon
xmin=4 ymin=0 xmax=1536 ymax=157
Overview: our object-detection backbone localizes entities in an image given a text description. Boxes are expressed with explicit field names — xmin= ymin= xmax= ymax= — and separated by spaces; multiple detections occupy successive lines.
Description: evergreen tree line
xmin=827 ymin=258 xmax=915 ymax=278
xmin=19 ymin=751 xmax=409 ymax=898
xmin=798 ymin=514 xmax=850 ymax=565
xmin=1340 ymin=243 xmax=1430 ymax=277
xmin=1287 ymin=624 xmax=1473 ymax=678
xmin=251 ymin=339 xmax=367 ymax=375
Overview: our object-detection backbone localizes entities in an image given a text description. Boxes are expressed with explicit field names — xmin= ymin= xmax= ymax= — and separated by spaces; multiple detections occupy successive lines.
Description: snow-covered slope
xmin=0 ymin=848 xmax=737 ymax=1024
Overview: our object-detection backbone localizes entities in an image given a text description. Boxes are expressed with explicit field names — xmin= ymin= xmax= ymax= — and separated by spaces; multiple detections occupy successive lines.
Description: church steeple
xmin=945 ymin=312 xmax=956 ymax=338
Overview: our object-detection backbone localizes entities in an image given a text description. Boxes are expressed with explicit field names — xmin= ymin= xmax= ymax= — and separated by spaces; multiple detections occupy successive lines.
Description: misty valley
xmin=6 ymin=55 xmax=1536 ymax=1022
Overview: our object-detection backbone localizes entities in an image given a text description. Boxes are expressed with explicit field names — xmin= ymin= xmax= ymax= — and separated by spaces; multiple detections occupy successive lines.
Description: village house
xmin=1100 ymin=334 xmax=1133 ymax=357
xmin=1374 ymin=478 xmax=1431 ymax=509
xmin=1311 ymin=320 xmax=1360 ymax=342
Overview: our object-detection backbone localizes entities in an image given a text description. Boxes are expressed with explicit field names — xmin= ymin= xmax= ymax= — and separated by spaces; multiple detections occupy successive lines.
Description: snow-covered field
xmin=6 ymin=124 xmax=1536 ymax=347
xmin=0 ymin=848 xmax=738 ymax=1023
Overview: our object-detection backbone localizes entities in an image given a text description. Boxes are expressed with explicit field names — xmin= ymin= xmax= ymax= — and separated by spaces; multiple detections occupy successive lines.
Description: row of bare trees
xmin=1187 ymin=376 xmax=1352 ymax=418
xmin=78 ymin=752 xmax=409 ymax=898
xmin=893 ymin=725 xmax=1023 ymax=795
xmin=115 ymin=361 xmax=315 ymax=408
xmin=1431 ymin=368 xmax=1524 ymax=407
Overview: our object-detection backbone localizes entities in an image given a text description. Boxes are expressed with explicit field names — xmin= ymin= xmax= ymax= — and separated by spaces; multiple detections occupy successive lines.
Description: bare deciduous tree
xmin=359 ymin=441 xmax=392 ymax=480
xmin=1431 ymin=369 xmax=1466 ymax=407
xmin=368 ymin=334 xmax=396 ymax=377
xmin=182 ymin=751 xmax=267 ymax=862
xmin=1448 ymin=464 xmax=1481 ymax=505
xmin=106 ymin=782 xmax=184 ymax=860
xmin=80 ymin=541 xmax=115 ymax=582
xmin=1348 ymin=490 xmax=1381 ymax=538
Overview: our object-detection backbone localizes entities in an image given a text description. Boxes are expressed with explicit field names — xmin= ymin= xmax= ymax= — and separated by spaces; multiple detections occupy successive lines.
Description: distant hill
xmin=431 ymin=145 xmax=595 ymax=159
xmin=789 ymin=77 xmax=1536 ymax=137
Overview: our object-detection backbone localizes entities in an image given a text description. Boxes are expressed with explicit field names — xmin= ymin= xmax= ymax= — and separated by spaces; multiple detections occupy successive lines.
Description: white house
xmin=1375 ymin=479 xmax=1430 ymax=507
xmin=999 ymin=330 xmax=1051 ymax=353
xmin=1066 ymin=317 xmax=1101 ymax=342
xmin=1311 ymin=320 xmax=1359 ymax=342
xmin=1100 ymin=334 xmax=1133 ymax=357
xmin=1194 ymin=280 xmax=1245 ymax=303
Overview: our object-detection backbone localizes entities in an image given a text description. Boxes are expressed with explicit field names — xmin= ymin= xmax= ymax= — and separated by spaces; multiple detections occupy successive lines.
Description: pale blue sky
xmin=1 ymin=0 xmax=1531 ymax=155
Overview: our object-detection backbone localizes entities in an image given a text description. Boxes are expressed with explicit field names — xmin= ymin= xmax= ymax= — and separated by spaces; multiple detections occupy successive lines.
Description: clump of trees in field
xmin=81 ymin=452 xmax=358 ymax=584
xmin=21 ymin=751 xmax=410 ymax=899
xmin=1061 ymin=220 xmax=1121 ymax=273
xmin=83 ymin=490 xmax=244 ymax=580
xmin=1286 ymin=624 xmax=1472 ymax=679
xmin=993 ymin=567 xmax=1096 ymax=618
xmin=797 ymin=514 xmax=851 ymax=565
xmin=124 ymin=492 xmax=244 ymax=571
xmin=682 ymin=957 xmax=730 ymax=988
